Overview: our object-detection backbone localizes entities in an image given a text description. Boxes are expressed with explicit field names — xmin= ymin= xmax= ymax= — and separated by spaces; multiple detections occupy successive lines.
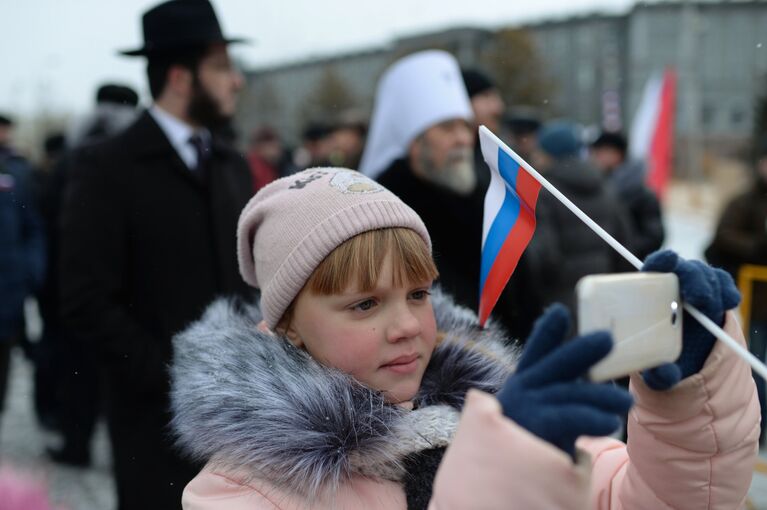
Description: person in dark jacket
xmin=325 ymin=109 xmax=368 ymax=170
xmin=59 ymin=2 xmax=252 ymax=508
xmin=246 ymin=126 xmax=297 ymax=191
xmin=461 ymin=68 xmax=505 ymax=193
xmin=506 ymin=107 xmax=542 ymax=163
xmin=589 ymin=131 xmax=664 ymax=260
xmin=705 ymin=135 xmax=767 ymax=443
xmin=38 ymin=84 xmax=139 ymax=467
xmin=527 ymin=121 xmax=633 ymax=314
xmin=31 ymin=133 xmax=68 ymax=434
xmin=67 ymin=84 xmax=139 ymax=148
xmin=0 ymin=114 xmax=46 ymax=424
xmin=293 ymin=121 xmax=332 ymax=171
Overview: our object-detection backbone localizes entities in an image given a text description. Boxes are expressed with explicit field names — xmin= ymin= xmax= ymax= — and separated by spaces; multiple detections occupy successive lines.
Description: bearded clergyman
xmin=360 ymin=50 xmax=538 ymax=336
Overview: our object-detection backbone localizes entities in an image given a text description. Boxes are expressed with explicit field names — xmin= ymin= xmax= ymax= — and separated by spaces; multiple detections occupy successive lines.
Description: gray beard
xmin=418 ymin=144 xmax=477 ymax=195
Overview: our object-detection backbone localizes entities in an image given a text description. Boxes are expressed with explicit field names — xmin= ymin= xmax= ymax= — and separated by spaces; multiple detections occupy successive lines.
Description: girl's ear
xmin=276 ymin=317 xmax=304 ymax=349
xmin=275 ymin=306 xmax=304 ymax=348
xmin=283 ymin=326 xmax=305 ymax=349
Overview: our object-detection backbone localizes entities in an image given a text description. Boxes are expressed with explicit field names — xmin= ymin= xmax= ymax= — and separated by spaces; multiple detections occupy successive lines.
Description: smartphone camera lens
xmin=670 ymin=301 xmax=679 ymax=326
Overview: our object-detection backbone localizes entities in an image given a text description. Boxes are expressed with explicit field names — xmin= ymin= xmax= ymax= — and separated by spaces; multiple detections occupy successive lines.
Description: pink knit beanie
xmin=237 ymin=168 xmax=432 ymax=329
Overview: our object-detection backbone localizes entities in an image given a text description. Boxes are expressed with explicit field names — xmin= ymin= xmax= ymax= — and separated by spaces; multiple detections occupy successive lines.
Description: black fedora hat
xmin=119 ymin=0 xmax=247 ymax=57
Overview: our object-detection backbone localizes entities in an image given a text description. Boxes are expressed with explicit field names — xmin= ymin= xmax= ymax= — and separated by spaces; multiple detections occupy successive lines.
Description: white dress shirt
xmin=148 ymin=105 xmax=210 ymax=170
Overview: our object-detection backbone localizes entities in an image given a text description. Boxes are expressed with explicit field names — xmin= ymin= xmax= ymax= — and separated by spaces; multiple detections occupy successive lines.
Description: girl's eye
xmin=353 ymin=299 xmax=376 ymax=312
xmin=410 ymin=289 xmax=431 ymax=301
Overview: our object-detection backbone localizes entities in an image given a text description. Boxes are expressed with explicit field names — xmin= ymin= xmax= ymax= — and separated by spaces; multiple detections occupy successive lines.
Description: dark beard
xmin=187 ymin=79 xmax=229 ymax=130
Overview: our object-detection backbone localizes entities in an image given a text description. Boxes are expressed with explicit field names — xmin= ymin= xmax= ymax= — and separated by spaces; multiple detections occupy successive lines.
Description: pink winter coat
xmin=174 ymin=304 xmax=758 ymax=509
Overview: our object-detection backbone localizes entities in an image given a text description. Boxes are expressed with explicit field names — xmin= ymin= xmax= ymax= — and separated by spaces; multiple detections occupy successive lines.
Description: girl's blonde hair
xmin=307 ymin=227 xmax=438 ymax=294
xmin=278 ymin=228 xmax=438 ymax=328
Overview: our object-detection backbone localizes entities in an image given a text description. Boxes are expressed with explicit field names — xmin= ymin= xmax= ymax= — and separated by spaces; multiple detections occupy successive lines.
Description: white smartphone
xmin=576 ymin=272 xmax=682 ymax=382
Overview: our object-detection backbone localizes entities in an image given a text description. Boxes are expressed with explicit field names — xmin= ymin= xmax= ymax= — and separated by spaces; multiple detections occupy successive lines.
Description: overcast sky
xmin=2 ymin=0 xmax=638 ymax=117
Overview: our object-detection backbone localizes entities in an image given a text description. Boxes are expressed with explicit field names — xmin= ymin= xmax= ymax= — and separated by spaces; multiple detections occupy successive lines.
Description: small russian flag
xmin=478 ymin=127 xmax=542 ymax=327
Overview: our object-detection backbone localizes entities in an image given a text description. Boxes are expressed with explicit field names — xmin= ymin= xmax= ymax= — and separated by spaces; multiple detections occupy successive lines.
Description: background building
xmin=236 ymin=0 xmax=767 ymax=178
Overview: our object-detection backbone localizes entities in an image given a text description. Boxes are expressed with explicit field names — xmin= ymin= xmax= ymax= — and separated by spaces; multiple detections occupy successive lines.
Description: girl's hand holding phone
xmin=497 ymin=305 xmax=634 ymax=457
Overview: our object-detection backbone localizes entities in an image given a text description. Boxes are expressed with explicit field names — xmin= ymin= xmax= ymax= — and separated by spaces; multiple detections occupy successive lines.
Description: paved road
xmin=0 ymin=350 xmax=115 ymax=510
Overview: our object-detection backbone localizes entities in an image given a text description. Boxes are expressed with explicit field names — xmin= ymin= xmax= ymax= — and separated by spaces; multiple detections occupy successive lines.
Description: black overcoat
xmin=526 ymin=157 xmax=634 ymax=314
xmin=60 ymin=111 xmax=252 ymax=509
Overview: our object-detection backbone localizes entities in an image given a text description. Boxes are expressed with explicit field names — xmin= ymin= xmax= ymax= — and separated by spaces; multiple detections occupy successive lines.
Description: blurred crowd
xmin=1 ymin=0 xmax=766 ymax=509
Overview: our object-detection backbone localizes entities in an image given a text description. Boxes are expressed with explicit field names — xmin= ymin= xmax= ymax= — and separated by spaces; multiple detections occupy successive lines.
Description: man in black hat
xmin=59 ymin=1 xmax=252 ymax=508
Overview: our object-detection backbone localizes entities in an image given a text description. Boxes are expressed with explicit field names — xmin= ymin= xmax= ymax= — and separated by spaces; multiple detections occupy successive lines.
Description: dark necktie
xmin=188 ymin=133 xmax=210 ymax=177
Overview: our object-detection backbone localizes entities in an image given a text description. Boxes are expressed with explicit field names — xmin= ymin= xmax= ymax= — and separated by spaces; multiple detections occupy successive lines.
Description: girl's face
xmin=285 ymin=252 xmax=438 ymax=404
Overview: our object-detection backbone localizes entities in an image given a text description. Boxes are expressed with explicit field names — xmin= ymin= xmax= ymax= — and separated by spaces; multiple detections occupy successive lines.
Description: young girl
xmin=170 ymin=167 xmax=759 ymax=509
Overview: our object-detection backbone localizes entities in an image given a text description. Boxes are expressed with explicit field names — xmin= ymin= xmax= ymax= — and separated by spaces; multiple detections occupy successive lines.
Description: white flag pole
xmin=683 ymin=304 xmax=767 ymax=381
xmin=480 ymin=126 xmax=643 ymax=270
xmin=479 ymin=125 xmax=767 ymax=381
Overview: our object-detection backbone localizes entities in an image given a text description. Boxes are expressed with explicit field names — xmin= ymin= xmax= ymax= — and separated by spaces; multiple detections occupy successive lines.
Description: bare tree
xmin=300 ymin=66 xmax=357 ymax=125
xmin=481 ymin=28 xmax=555 ymax=113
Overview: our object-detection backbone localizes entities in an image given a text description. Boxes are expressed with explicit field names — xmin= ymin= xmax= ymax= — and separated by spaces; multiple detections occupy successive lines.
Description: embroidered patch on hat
xmin=329 ymin=170 xmax=383 ymax=194
xmin=288 ymin=169 xmax=329 ymax=190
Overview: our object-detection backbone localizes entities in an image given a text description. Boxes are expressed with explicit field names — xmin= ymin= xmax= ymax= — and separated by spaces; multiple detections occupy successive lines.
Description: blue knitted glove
xmin=497 ymin=304 xmax=634 ymax=457
xmin=641 ymin=250 xmax=741 ymax=390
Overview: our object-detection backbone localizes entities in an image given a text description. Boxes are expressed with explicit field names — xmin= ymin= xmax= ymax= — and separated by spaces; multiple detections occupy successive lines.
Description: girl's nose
xmin=386 ymin=305 xmax=421 ymax=343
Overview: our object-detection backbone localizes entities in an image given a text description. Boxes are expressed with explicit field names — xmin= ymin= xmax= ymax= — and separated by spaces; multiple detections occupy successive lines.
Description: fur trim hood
xmin=170 ymin=289 xmax=520 ymax=496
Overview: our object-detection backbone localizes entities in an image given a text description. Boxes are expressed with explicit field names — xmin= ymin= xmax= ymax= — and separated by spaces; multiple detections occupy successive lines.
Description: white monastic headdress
xmin=359 ymin=50 xmax=473 ymax=179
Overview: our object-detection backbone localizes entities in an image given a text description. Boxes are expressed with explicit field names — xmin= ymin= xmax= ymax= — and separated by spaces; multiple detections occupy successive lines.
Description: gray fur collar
xmin=170 ymin=289 xmax=519 ymax=497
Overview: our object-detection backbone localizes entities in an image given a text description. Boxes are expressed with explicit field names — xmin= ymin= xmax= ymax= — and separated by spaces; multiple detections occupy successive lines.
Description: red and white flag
xmin=629 ymin=68 xmax=676 ymax=198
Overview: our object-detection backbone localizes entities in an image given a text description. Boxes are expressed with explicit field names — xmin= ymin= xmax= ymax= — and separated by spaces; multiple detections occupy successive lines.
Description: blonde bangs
xmin=307 ymin=228 xmax=438 ymax=295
